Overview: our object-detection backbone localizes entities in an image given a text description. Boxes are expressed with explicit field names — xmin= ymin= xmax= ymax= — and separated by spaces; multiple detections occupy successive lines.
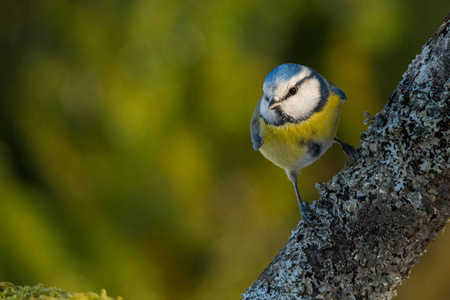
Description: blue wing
xmin=250 ymin=98 xmax=263 ymax=150
xmin=328 ymin=81 xmax=347 ymax=103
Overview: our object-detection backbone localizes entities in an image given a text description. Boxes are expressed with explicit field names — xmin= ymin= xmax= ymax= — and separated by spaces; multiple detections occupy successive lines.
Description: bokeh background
xmin=1 ymin=1 xmax=449 ymax=299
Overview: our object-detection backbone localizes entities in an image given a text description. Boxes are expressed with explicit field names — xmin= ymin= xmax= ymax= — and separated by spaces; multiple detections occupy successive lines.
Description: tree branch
xmin=242 ymin=14 xmax=450 ymax=300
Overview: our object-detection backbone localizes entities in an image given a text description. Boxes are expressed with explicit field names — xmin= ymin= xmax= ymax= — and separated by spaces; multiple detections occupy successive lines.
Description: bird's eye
xmin=289 ymin=86 xmax=298 ymax=96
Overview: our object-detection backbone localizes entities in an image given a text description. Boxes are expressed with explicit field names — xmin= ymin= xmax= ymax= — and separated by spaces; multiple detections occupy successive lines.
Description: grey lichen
xmin=242 ymin=15 xmax=450 ymax=300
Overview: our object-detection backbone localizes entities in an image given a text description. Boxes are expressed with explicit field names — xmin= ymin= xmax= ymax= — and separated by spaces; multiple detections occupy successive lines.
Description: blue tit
xmin=250 ymin=63 xmax=357 ymax=224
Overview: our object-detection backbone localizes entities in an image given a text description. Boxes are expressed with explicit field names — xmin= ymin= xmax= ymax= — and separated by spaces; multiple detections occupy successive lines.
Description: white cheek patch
xmin=260 ymin=66 xmax=325 ymax=123
xmin=281 ymin=78 xmax=321 ymax=120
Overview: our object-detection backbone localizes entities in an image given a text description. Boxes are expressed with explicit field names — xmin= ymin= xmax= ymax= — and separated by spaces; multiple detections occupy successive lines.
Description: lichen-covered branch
xmin=242 ymin=15 xmax=450 ymax=300
xmin=0 ymin=282 xmax=122 ymax=300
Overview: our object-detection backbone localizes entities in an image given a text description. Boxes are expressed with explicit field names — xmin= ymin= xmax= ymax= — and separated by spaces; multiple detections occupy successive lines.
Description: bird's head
xmin=260 ymin=63 xmax=329 ymax=125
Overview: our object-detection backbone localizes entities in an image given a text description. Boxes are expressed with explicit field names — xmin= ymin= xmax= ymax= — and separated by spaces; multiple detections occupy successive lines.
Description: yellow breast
xmin=259 ymin=94 xmax=342 ymax=171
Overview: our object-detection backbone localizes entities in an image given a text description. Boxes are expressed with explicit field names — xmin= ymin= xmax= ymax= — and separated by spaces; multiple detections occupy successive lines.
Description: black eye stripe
xmin=283 ymin=74 xmax=315 ymax=100
xmin=261 ymin=69 xmax=332 ymax=126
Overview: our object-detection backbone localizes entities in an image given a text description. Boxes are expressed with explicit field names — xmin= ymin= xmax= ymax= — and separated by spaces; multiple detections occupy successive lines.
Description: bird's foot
xmin=342 ymin=143 xmax=359 ymax=161
xmin=299 ymin=201 xmax=320 ymax=227
xmin=334 ymin=138 xmax=359 ymax=161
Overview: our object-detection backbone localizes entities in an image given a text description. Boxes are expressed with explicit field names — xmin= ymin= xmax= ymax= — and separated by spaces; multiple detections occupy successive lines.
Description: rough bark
xmin=242 ymin=15 xmax=450 ymax=300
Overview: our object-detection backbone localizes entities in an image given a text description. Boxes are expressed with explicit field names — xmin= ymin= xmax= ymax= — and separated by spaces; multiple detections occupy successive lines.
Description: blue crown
xmin=264 ymin=63 xmax=303 ymax=88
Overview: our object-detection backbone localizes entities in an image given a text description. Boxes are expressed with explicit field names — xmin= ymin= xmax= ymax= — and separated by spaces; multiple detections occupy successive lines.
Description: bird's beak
xmin=268 ymin=98 xmax=281 ymax=110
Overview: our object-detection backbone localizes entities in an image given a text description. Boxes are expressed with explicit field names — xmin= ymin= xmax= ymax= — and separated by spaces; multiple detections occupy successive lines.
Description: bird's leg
xmin=288 ymin=172 xmax=317 ymax=226
xmin=334 ymin=138 xmax=359 ymax=161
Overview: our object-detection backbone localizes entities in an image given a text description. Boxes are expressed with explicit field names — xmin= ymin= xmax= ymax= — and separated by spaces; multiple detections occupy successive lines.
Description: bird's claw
xmin=341 ymin=143 xmax=359 ymax=161
xmin=299 ymin=202 xmax=320 ymax=227
xmin=334 ymin=138 xmax=359 ymax=161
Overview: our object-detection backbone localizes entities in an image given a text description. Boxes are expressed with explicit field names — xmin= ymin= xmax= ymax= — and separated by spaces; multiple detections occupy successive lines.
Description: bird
xmin=250 ymin=63 xmax=357 ymax=224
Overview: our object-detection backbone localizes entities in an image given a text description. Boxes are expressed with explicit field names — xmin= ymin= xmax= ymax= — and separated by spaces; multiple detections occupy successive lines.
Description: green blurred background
xmin=0 ymin=1 xmax=449 ymax=299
